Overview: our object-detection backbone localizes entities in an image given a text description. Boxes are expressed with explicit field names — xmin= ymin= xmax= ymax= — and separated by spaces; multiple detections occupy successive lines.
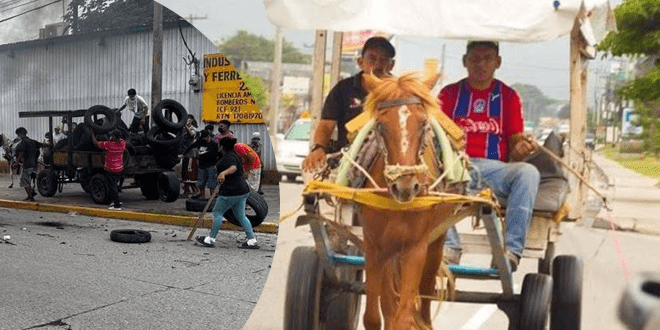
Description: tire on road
xmin=519 ymin=273 xmax=553 ymax=330
xmin=110 ymin=229 xmax=152 ymax=243
xmin=152 ymin=99 xmax=188 ymax=132
xmin=84 ymin=105 xmax=117 ymax=134
xmin=550 ymin=255 xmax=583 ymax=330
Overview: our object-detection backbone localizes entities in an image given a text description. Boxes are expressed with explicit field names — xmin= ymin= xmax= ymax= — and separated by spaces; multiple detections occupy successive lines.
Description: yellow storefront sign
xmin=202 ymin=53 xmax=264 ymax=124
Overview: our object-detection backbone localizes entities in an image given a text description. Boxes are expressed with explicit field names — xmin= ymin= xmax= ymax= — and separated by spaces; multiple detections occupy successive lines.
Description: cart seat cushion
xmin=533 ymin=177 xmax=570 ymax=212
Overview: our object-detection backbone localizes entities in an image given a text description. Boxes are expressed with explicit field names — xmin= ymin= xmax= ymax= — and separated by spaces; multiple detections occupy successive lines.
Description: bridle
xmin=374 ymin=96 xmax=432 ymax=185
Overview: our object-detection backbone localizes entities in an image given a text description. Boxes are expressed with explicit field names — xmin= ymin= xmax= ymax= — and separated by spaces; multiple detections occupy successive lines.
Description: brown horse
xmin=358 ymin=73 xmax=460 ymax=330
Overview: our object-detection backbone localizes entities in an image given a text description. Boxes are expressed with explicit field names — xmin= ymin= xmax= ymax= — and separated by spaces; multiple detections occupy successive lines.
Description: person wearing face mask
xmin=302 ymin=36 xmax=396 ymax=172
xmin=117 ymin=88 xmax=149 ymax=133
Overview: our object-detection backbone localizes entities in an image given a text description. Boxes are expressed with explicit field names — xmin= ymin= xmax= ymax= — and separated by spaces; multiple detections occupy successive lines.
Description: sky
xmin=0 ymin=0 xmax=623 ymax=105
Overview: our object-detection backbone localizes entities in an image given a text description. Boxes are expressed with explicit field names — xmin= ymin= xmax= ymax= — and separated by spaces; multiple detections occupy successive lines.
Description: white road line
xmin=461 ymin=304 xmax=498 ymax=330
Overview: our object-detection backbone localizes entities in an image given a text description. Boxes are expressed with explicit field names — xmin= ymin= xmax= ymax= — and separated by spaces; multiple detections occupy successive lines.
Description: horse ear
xmin=362 ymin=72 xmax=382 ymax=93
xmin=423 ymin=72 xmax=440 ymax=90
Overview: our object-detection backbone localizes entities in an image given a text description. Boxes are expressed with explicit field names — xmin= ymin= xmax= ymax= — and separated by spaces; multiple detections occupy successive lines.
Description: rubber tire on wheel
xmin=322 ymin=245 xmax=363 ymax=330
xmin=519 ymin=273 xmax=553 ymax=330
xmin=538 ymin=241 xmax=555 ymax=275
xmin=110 ymin=229 xmax=151 ymax=244
xmin=152 ymin=99 xmax=188 ymax=132
xmin=618 ymin=272 xmax=660 ymax=330
xmin=157 ymin=171 xmax=180 ymax=202
xmin=84 ymin=105 xmax=117 ymax=134
xmin=89 ymin=173 xmax=110 ymax=205
xmin=138 ymin=173 xmax=160 ymax=200
xmin=284 ymin=246 xmax=322 ymax=330
xmin=223 ymin=191 xmax=268 ymax=228
xmin=36 ymin=169 xmax=58 ymax=197
xmin=550 ymin=255 xmax=583 ymax=330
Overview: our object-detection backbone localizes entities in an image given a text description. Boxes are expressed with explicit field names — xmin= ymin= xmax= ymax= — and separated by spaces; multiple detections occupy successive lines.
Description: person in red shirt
xmin=93 ymin=130 xmax=126 ymax=210
xmin=231 ymin=141 xmax=261 ymax=192
xmin=438 ymin=41 xmax=539 ymax=271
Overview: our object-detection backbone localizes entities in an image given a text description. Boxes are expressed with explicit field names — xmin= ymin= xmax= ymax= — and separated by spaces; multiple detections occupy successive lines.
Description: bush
xmin=619 ymin=140 xmax=644 ymax=154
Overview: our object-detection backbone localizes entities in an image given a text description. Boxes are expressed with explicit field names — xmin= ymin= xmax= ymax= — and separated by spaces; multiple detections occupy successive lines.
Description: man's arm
xmin=302 ymin=119 xmax=337 ymax=172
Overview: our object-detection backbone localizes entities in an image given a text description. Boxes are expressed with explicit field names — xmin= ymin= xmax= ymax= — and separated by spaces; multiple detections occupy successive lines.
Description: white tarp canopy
xmin=263 ymin=0 xmax=615 ymax=44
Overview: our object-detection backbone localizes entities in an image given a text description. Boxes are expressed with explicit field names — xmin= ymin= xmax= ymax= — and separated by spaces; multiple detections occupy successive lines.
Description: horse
xmin=357 ymin=73 xmax=463 ymax=330
xmin=1 ymin=133 xmax=20 ymax=188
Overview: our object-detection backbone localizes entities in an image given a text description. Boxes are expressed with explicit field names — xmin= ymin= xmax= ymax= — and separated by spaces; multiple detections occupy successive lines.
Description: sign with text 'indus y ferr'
xmin=201 ymin=53 xmax=264 ymax=124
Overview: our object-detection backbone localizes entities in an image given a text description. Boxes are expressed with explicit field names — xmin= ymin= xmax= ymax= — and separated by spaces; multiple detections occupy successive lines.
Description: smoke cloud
xmin=0 ymin=0 xmax=65 ymax=44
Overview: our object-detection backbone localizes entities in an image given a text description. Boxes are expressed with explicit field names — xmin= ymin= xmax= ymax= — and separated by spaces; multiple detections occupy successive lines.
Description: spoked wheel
xmin=519 ymin=273 xmax=553 ymax=330
xmin=550 ymin=255 xmax=583 ymax=330
xmin=89 ymin=173 xmax=110 ymax=205
xmin=284 ymin=246 xmax=362 ymax=330
xmin=36 ymin=169 xmax=58 ymax=197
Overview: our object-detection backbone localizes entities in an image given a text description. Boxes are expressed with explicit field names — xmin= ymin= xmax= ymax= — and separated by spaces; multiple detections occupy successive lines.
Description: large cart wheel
xmin=538 ymin=241 xmax=555 ymax=275
xmin=519 ymin=273 xmax=553 ymax=330
xmin=157 ymin=171 xmax=180 ymax=202
xmin=284 ymin=246 xmax=362 ymax=330
xmin=137 ymin=173 xmax=159 ymax=200
xmin=89 ymin=173 xmax=110 ymax=205
xmin=550 ymin=255 xmax=582 ymax=330
xmin=284 ymin=246 xmax=322 ymax=330
xmin=36 ymin=169 xmax=58 ymax=197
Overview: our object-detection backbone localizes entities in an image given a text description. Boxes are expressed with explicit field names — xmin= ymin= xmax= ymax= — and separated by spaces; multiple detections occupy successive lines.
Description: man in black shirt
xmin=183 ymin=130 xmax=219 ymax=199
xmin=14 ymin=127 xmax=42 ymax=201
xmin=302 ymin=36 xmax=396 ymax=172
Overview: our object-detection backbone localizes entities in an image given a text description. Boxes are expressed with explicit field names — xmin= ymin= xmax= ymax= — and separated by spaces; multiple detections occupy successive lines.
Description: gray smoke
xmin=0 ymin=0 xmax=65 ymax=44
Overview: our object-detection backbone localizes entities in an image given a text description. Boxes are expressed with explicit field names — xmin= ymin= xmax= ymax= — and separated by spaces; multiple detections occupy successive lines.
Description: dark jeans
xmin=106 ymin=171 xmax=122 ymax=207
xmin=129 ymin=115 xmax=149 ymax=133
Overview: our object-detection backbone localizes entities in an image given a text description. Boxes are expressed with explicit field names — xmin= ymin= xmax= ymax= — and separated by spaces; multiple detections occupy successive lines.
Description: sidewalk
xmin=0 ymin=173 xmax=279 ymax=234
xmin=589 ymin=153 xmax=660 ymax=235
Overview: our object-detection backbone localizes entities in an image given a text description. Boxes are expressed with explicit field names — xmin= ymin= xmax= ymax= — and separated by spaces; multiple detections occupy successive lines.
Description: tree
xmin=511 ymin=83 xmax=562 ymax=123
xmin=65 ymin=0 xmax=183 ymax=34
xmin=217 ymin=30 xmax=311 ymax=66
xmin=239 ymin=71 xmax=270 ymax=120
xmin=598 ymin=0 xmax=660 ymax=155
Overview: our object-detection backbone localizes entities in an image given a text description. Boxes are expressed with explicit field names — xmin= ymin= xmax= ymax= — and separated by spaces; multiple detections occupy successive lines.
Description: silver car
xmin=276 ymin=118 xmax=310 ymax=182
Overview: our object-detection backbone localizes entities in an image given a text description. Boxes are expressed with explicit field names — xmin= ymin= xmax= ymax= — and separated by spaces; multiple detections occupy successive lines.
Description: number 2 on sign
xmin=238 ymin=82 xmax=248 ymax=91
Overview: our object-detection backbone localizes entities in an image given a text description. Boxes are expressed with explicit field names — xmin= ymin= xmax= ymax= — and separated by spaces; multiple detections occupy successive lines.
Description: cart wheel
xmin=157 ymin=171 xmax=180 ymax=202
xmin=284 ymin=246 xmax=322 ymax=330
xmin=322 ymin=245 xmax=362 ymax=330
xmin=519 ymin=273 xmax=552 ymax=330
xmin=550 ymin=255 xmax=582 ymax=330
xmin=37 ymin=169 xmax=58 ymax=197
xmin=137 ymin=173 xmax=159 ymax=200
xmin=538 ymin=241 xmax=555 ymax=275
xmin=223 ymin=191 xmax=268 ymax=228
xmin=89 ymin=173 xmax=110 ymax=205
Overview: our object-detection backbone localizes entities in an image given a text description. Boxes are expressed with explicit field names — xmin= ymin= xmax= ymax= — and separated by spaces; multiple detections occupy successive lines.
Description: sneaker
xmin=24 ymin=196 xmax=35 ymax=202
xmin=108 ymin=206 xmax=122 ymax=211
xmin=239 ymin=238 xmax=260 ymax=249
xmin=196 ymin=236 xmax=216 ymax=247
xmin=443 ymin=247 xmax=462 ymax=265
xmin=491 ymin=250 xmax=521 ymax=272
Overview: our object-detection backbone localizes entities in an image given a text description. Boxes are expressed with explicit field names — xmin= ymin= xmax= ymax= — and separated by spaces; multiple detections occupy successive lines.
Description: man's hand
xmin=302 ymin=148 xmax=327 ymax=173
xmin=509 ymin=134 xmax=536 ymax=162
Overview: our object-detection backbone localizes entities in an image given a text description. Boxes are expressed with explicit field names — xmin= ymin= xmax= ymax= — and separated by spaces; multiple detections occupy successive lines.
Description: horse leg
xmin=363 ymin=240 xmax=382 ymax=330
xmin=387 ymin=241 xmax=430 ymax=330
xmin=419 ymin=235 xmax=444 ymax=327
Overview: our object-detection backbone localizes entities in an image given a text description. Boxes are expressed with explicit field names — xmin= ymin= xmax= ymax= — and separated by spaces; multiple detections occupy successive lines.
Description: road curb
xmin=591 ymin=217 xmax=660 ymax=236
xmin=0 ymin=199 xmax=278 ymax=234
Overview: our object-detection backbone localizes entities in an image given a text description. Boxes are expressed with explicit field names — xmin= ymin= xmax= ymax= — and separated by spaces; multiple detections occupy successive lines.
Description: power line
xmin=0 ymin=0 xmax=60 ymax=24
xmin=0 ymin=0 xmax=43 ymax=13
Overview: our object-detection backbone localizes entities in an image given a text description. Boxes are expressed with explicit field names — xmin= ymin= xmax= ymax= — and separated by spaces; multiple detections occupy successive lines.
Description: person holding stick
xmin=195 ymin=137 xmax=259 ymax=249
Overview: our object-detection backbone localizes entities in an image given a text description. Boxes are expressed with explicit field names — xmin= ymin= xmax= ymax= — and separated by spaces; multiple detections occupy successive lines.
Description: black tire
xmin=519 ymin=273 xmax=553 ymax=330
xmin=185 ymin=198 xmax=217 ymax=212
xmin=137 ymin=173 xmax=159 ymax=200
xmin=152 ymin=99 xmax=188 ymax=132
xmin=286 ymin=174 xmax=298 ymax=182
xmin=618 ymin=272 xmax=660 ymax=330
xmin=550 ymin=255 xmax=583 ymax=330
xmin=223 ymin=191 xmax=268 ymax=228
xmin=36 ymin=169 xmax=58 ymax=197
xmin=538 ymin=241 xmax=555 ymax=275
xmin=284 ymin=247 xmax=322 ymax=330
xmin=157 ymin=171 xmax=180 ymax=202
xmin=110 ymin=229 xmax=151 ymax=244
xmin=146 ymin=126 xmax=185 ymax=147
xmin=89 ymin=173 xmax=110 ymax=205
xmin=322 ymin=245 xmax=363 ymax=330
xmin=84 ymin=105 xmax=117 ymax=134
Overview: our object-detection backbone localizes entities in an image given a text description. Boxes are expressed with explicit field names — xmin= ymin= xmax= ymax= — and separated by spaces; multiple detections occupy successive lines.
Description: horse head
xmin=363 ymin=72 xmax=440 ymax=204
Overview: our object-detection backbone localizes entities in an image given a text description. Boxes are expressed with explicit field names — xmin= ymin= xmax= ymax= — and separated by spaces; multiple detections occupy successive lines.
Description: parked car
xmin=585 ymin=133 xmax=595 ymax=150
xmin=276 ymin=118 xmax=310 ymax=182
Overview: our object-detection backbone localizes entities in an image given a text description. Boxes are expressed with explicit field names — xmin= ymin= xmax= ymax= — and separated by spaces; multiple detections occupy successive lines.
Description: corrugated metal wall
xmin=0 ymin=24 xmax=277 ymax=171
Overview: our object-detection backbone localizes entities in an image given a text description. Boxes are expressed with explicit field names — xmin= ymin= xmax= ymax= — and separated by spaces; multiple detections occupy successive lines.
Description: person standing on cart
xmin=182 ymin=130 xmax=219 ymax=199
xmin=438 ymin=41 xmax=539 ymax=271
xmin=303 ymin=36 xmax=396 ymax=171
xmin=117 ymin=88 xmax=149 ymax=134
xmin=14 ymin=127 xmax=42 ymax=201
xmin=196 ymin=137 xmax=259 ymax=249
xmin=93 ymin=129 xmax=126 ymax=210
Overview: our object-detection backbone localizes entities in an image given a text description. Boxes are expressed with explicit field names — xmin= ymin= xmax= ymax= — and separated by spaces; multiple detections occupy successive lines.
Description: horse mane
xmin=363 ymin=72 xmax=441 ymax=116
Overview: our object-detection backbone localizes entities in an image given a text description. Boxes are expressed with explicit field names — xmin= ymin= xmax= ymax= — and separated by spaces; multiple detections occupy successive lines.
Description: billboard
xmin=202 ymin=53 xmax=264 ymax=124
xmin=622 ymin=107 xmax=643 ymax=137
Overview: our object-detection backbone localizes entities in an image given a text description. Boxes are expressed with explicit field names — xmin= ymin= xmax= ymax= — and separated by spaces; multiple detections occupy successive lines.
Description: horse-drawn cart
xmin=19 ymin=101 xmax=188 ymax=205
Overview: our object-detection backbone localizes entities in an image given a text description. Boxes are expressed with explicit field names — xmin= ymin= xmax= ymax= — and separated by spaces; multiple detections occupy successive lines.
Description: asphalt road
xmin=244 ymin=153 xmax=660 ymax=330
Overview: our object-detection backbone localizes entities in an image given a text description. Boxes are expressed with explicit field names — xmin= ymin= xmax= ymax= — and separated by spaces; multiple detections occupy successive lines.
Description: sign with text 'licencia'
xmin=202 ymin=53 xmax=264 ymax=124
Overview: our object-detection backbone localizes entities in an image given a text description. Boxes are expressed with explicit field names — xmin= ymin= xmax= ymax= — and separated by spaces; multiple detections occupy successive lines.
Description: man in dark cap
xmin=303 ymin=36 xmax=395 ymax=171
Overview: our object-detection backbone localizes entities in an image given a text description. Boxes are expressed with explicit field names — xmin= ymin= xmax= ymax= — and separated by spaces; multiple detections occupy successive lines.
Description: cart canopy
xmin=263 ymin=0 xmax=614 ymax=43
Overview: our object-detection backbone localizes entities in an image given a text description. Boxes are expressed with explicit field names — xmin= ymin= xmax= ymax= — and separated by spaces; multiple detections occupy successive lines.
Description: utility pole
xmin=151 ymin=2 xmax=163 ymax=113
xmin=269 ymin=25 xmax=284 ymax=145
xmin=439 ymin=43 xmax=446 ymax=87
xmin=185 ymin=14 xmax=208 ymax=25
